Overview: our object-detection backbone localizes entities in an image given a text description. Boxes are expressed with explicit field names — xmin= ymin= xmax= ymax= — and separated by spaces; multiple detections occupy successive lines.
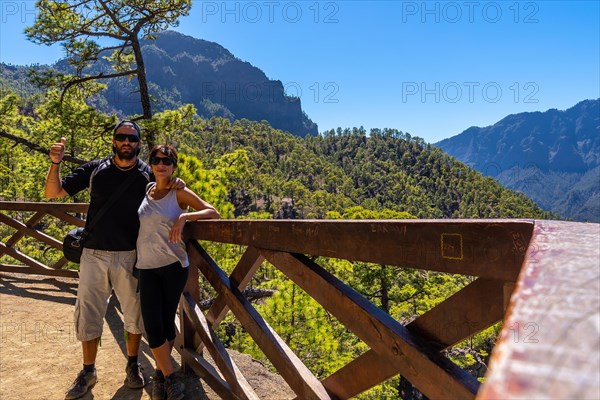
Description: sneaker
xmin=65 ymin=369 xmax=97 ymax=400
xmin=165 ymin=376 xmax=185 ymax=400
xmin=125 ymin=362 xmax=146 ymax=389
xmin=151 ymin=373 xmax=166 ymax=400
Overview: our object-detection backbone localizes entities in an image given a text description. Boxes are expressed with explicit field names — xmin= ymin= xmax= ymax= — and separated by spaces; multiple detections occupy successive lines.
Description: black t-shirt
xmin=62 ymin=157 xmax=153 ymax=251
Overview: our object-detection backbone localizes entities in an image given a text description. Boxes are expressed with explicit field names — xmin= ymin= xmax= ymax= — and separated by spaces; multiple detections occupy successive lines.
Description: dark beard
xmin=115 ymin=146 xmax=137 ymax=160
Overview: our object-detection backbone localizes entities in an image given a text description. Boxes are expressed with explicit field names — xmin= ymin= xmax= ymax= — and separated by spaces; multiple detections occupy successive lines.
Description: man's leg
xmin=126 ymin=332 xmax=142 ymax=358
xmin=82 ymin=338 xmax=99 ymax=365
xmin=111 ymin=250 xmax=146 ymax=389
xmin=67 ymin=249 xmax=111 ymax=399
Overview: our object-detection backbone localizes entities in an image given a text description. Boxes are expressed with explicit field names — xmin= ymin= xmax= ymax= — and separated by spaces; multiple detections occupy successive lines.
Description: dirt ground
xmin=0 ymin=272 xmax=295 ymax=400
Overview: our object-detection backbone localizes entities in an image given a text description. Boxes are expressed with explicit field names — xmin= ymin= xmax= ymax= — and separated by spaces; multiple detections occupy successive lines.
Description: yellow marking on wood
xmin=441 ymin=233 xmax=463 ymax=260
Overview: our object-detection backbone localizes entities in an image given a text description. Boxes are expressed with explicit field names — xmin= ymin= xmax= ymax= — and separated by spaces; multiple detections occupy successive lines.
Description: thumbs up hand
xmin=49 ymin=137 xmax=66 ymax=165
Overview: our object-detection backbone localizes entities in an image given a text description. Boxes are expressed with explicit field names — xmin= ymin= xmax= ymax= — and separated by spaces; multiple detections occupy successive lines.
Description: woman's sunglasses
xmin=149 ymin=156 xmax=175 ymax=166
xmin=114 ymin=134 xmax=140 ymax=143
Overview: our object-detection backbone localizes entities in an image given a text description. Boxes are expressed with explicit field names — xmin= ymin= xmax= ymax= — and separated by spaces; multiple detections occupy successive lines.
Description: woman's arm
xmin=169 ymin=188 xmax=220 ymax=243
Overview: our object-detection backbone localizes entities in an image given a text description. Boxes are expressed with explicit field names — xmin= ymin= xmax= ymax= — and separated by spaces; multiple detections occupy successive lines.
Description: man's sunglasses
xmin=149 ymin=156 xmax=175 ymax=166
xmin=114 ymin=134 xmax=140 ymax=143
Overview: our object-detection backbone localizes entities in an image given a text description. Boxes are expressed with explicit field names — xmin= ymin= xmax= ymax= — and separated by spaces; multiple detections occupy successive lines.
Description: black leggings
xmin=139 ymin=261 xmax=189 ymax=349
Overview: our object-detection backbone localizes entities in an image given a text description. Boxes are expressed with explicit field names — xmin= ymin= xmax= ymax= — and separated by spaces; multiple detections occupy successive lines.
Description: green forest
xmin=0 ymin=87 xmax=552 ymax=398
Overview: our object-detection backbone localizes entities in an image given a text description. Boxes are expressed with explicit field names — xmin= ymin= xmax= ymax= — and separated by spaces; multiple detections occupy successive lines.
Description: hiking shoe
xmin=165 ymin=376 xmax=185 ymax=400
xmin=65 ymin=369 xmax=97 ymax=400
xmin=125 ymin=362 xmax=146 ymax=389
xmin=151 ymin=373 xmax=166 ymax=400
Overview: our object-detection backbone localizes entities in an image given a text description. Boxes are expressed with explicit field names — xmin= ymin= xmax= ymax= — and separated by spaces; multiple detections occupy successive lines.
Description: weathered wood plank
xmin=188 ymin=241 xmax=332 ymax=400
xmin=182 ymin=292 xmax=259 ymax=400
xmin=187 ymin=220 xmax=533 ymax=281
xmin=0 ymin=201 xmax=88 ymax=213
xmin=0 ymin=262 xmax=78 ymax=278
xmin=478 ymin=221 xmax=600 ymax=400
xmin=321 ymin=278 xmax=508 ymax=398
xmin=262 ymin=250 xmax=479 ymax=400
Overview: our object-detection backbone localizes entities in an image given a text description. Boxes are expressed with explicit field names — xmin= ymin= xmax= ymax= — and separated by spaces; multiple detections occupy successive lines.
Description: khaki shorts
xmin=74 ymin=248 xmax=144 ymax=341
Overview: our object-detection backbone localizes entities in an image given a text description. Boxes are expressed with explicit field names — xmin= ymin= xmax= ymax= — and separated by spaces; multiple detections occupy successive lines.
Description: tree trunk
xmin=130 ymin=37 xmax=154 ymax=146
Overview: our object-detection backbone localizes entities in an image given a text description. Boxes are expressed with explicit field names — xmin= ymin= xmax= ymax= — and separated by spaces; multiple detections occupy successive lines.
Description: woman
xmin=136 ymin=144 xmax=220 ymax=400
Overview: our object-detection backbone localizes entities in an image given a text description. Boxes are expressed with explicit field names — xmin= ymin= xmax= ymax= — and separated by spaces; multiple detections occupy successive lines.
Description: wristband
xmin=51 ymin=160 xmax=61 ymax=165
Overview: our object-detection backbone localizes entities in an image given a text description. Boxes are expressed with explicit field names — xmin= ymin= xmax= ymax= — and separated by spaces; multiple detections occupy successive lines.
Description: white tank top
xmin=136 ymin=183 xmax=189 ymax=269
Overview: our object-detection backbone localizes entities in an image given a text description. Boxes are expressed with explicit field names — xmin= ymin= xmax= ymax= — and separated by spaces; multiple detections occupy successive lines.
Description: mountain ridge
xmin=436 ymin=99 xmax=600 ymax=222
xmin=1 ymin=30 xmax=318 ymax=137
xmin=137 ymin=31 xmax=317 ymax=137
xmin=436 ymin=99 xmax=599 ymax=173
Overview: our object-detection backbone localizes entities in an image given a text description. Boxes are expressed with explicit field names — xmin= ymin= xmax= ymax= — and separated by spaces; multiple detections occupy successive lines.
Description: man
xmin=46 ymin=120 xmax=174 ymax=399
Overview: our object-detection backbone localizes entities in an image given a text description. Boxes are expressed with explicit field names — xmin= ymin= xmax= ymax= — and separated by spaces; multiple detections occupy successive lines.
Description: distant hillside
xmin=1 ymin=31 xmax=318 ymax=137
xmin=436 ymin=100 xmax=600 ymax=222
xmin=166 ymin=120 xmax=553 ymax=221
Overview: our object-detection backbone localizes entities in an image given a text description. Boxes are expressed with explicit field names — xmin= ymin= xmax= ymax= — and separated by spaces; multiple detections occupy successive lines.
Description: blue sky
xmin=0 ymin=0 xmax=598 ymax=143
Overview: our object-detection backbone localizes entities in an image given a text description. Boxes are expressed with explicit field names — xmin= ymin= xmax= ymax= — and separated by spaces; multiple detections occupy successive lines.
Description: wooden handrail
xmin=478 ymin=221 xmax=600 ymax=400
xmin=0 ymin=201 xmax=598 ymax=399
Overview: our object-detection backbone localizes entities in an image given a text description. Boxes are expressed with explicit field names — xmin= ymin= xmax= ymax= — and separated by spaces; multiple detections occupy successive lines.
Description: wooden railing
xmin=0 ymin=201 xmax=85 ymax=278
xmin=0 ymin=201 xmax=598 ymax=399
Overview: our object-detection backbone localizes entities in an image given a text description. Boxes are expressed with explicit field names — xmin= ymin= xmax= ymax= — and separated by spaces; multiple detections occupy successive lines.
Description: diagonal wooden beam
xmin=180 ymin=348 xmax=236 ymax=400
xmin=195 ymin=246 xmax=264 ymax=353
xmin=0 ymin=212 xmax=63 ymax=252
xmin=410 ymin=277 xmax=508 ymax=349
xmin=0 ymin=242 xmax=57 ymax=271
xmin=182 ymin=292 xmax=259 ymax=400
xmin=262 ymin=250 xmax=479 ymax=400
xmin=0 ymin=212 xmax=71 ymax=271
xmin=46 ymin=209 xmax=86 ymax=227
xmin=0 ymin=243 xmax=78 ymax=278
xmin=320 ymin=348 xmax=394 ymax=400
xmin=4 ymin=211 xmax=46 ymax=247
xmin=50 ymin=258 xmax=69 ymax=270
xmin=206 ymin=246 xmax=264 ymax=326
xmin=182 ymin=246 xmax=264 ymax=352
xmin=321 ymin=278 xmax=509 ymax=398
xmin=188 ymin=241 xmax=332 ymax=400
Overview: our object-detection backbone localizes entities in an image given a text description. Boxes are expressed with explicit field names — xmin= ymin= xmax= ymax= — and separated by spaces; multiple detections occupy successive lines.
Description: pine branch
xmin=0 ymin=129 xmax=87 ymax=165
xmin=59 ymin=69 xmax=138 ymax=103
xmin=100 ymin=42 xmax=132 ymax=53
xmin=98 ymin=0 xmax=132 ymax=36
